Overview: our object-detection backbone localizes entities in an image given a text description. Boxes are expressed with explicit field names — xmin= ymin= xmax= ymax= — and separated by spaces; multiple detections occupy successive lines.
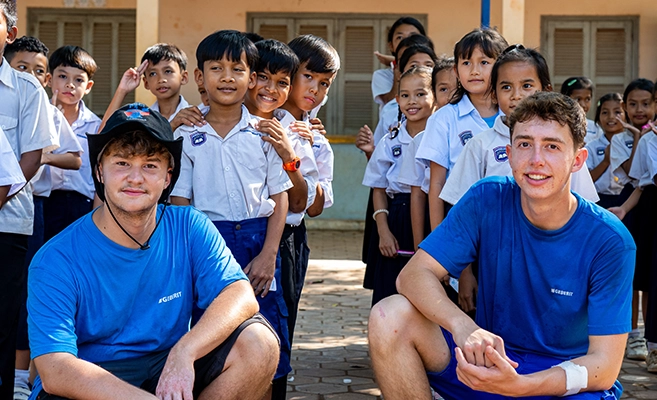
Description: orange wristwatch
xmin=283 ymin=157 xmax=301 ymax=172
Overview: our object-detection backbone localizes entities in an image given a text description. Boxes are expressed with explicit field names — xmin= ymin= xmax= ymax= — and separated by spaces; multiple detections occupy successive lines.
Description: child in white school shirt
xmin=0 ymin=126 xmax=24 ymax=207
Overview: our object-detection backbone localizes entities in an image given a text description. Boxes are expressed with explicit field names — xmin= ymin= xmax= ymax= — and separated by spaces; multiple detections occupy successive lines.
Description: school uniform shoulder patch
xmin=625 ymin=140 xmax=633 ymax=149
xmin=459 ymin=130 xmax=473 ymax=146
xmin=493 ymin=146 xmax=508 ymax=163
xmin=392 ymin=144 xmax=402 ymax=158
xmin=596 ymin=147 xmax=605 ymax=156
xmin=190 ymin=131 xmax=207 ymax=147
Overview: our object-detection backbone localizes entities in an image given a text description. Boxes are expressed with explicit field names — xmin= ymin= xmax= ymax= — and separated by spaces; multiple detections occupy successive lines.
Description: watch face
xmin=294 ymin=160 xmax=301 ymax=168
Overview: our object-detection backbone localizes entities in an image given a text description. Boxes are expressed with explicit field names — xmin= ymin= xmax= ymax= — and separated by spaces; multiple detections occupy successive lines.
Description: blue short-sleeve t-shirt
xmin=419 ymin=176 xmax=635 ymax=358
xmin=28 ymin=205 xmax=247 ymax=363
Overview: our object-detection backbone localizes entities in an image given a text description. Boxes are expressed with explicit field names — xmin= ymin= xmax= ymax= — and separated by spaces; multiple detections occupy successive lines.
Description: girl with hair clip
xmin=561 ymin=76 xmax=602 ymax=143
xmin=609 ymin=79 xmax=657 ymax=366
xmin=439 ymin=45 xmax=598 ymax=312
xmin=362 ymin=66 xmax=436 ymax=306
xmin=416 ymin=28 xmax=508 ymax=231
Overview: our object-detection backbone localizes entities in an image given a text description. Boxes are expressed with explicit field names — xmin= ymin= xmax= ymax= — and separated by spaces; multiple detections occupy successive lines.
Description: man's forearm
xmin=173 ymin=280 xmax=259 ymax=362
xmin=35 ymin=353 xmax=156 ymax=400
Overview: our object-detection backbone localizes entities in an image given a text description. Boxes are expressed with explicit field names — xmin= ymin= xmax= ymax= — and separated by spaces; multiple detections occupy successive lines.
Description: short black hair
xmin=288 ymin=34 xmax=340 ymax=74
xmin=49 ymin=45 xmax=98 ymax=79
xmin=387 ymin=17 xmax=426 ymax=44
xmin=255 ymin=39 xmax=299 ymax=78
xmin=560 ymin=76 xmax=593 ymax=97
xmin=0 ymin=0 xmax=17 ymax=31
xmin=196 ymin=29 xmax=258 ymax=72
xmin=623 ymin=78 xmax=655 ymax=104
xmin=141 ymin=43 xmax=187 ymax=72
xmin=243 ymin=32 xmax=265 ymax=44
xmin=398 ymin=44 xmax=437 ymax=73
xmin=5 ymin=36 xmax=49 ymax=63
xmin=488 ymin=45 xmax=552 ymax=97
xmin=395 ymin=34 xmax=434 ymax=61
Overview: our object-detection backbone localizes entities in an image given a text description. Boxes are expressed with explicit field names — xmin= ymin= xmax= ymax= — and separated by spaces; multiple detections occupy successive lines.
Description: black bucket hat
xmin=87 ymin=103 xmax=183 ymax=203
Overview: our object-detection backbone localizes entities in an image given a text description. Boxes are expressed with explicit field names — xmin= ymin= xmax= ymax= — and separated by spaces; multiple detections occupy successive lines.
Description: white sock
xmin=14 ymin=368 xmax=29 ymax=389
xmin=648 ymin=342 xmax=657 ymax=352
xmin=629 ymin=329 xmax=641 ymax=338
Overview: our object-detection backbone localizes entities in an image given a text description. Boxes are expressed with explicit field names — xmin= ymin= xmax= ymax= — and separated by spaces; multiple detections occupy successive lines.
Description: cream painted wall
xmin=525 ymin=0 xmax=657 ymax=81
xmin=157 ymin=0 xmax=484 ymax=104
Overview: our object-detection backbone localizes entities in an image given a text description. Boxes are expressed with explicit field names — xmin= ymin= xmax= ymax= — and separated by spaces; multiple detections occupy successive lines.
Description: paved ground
xmin=286 ymin=229 xmax=657 ymax=399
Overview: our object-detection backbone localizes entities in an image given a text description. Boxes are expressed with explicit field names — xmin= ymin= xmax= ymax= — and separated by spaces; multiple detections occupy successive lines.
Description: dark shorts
xmin=35 ymin=313 xmax=276 ymax=399
xmin=427 ymin=329 xmax=623 ymax=400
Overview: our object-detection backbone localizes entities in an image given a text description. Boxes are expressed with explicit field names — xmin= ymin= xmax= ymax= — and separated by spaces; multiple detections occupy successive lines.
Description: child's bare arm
xmin=41 ymin=151 xmax=81 ymax=170
xmin=19 ymin=149 xmax=43 ymax=183
xmin=170 ymin=196 xmax=191 ymax=206
xmin=373 ymin=187 xmax=398 ymax=258
xmin=170 ymin=106 xmax=206 ymax=131
xmin=588 ymin=145 xmax=610 ymax=182
xmin=99 ymin=60 xmax=149 ymax=132
xmin=0 ymin=185 xmax=10 ymax=209
xmin=410 ymin=186 xmax=426 ymax=250
xmin=356 ymin=125 xmax=375 ymax=159
xmin=244 ymin=191 xmax=288 ymax=298
xmin=306 ymin=183 xmax=325 ymax=217
xmin=428 ymin=162 xmax=447 ymax=230
xmin=608 ymin=186 xmax=642 ymax=220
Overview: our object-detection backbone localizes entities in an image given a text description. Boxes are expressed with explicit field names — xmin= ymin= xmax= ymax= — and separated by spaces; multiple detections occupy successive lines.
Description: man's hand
xmin=243 ymin=252 xmax=276 ymax=297
xmin=309 ymin=117 xmax=327 ymax=136
xmin=170 ymin=106 xmax=206 ymax=131
xmin=258 ymin=118 xmax=296 ymax=162
xmin=454 ymin=327 xmax=518 ymax=369
xmin=155 ymin=347 xmax=195 ymax=400
xmin=117 ymin=60 xmax=149 ymax=94
xmin=290 ymin=121 xmax=314 ymax=145
xmin=356 ymin=125 xmax=375 ymax=155
xmin=454 ymin=345 xmax=522 ymax=397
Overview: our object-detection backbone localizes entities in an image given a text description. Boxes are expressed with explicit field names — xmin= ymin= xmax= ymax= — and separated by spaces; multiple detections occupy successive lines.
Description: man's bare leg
xmin=369 ymin=294 xmax=451 ymax=400
xmin=198 ymin=323 xmax=279 ymax=400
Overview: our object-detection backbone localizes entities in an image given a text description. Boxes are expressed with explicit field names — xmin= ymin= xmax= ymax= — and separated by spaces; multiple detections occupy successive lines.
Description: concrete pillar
xmin=135 ymin=0 xmax=158 ymax=104
xmin=501 ymin=0 xmax=525 ymax=45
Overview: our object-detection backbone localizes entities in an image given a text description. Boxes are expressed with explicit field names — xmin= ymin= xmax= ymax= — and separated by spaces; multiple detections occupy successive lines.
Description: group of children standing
xmin=358 ymin=16 xmax=657 ymax=373
xmin=0 ymin=1 xmax=336 ymax=397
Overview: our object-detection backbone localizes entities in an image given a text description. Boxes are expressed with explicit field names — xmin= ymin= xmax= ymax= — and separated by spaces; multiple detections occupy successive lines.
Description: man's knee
xmin=231 ymin=321 xmax=279 ymax=373
xmin=369 ymin=294 xmax=418 ymax=343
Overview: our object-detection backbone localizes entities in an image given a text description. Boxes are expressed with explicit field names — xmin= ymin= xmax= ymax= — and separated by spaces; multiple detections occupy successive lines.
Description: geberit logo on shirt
xmin=159 ymin=291 xmax=182 ymax=304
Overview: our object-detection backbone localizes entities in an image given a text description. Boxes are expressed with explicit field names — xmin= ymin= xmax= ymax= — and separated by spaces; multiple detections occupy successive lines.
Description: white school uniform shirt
xmin=373 ymin=99 xmax=401 ymax=145
xmin=31 ymin=105 xmax=84 ymax=197
xmin=362 ymin=123 xmax=414 ymax=197
xmin=397 ymin=130 xmax=430 ymax=194
xmin=647 ymin=135 xmax=657 ymax=183
xmin=172 ymin=105 xmax=293 ymax=221
xmin=151 ymin=95 xmax=189 ymax=122
xmin=272 ymin=109 xmax=319 ymax=226
xmin=416 ymin=95 xmax=490 ymax=173
xmin=0 ymin=58 xmax=58 ymax=235
xmin=439 ymin=115 xmax=599 ymax=204
xmin=296 ymin=110 xmax=334 ymax=209
xmin=584 ymin=119 xmax=602 ymax=144
xmin=372 ymin=66 xmax=394 ymax=109
xmin=585 ymin=134 xmax=624 ymax=195
xmin=629 ymin=132 xmax=657 ymax=188
xmin=49 ymin=100 xmax=101 ymax=200
xmin=609 ymin=130 xmax=635 ymax=186
xmin=0 ymin=126 xmax=25 ymax=197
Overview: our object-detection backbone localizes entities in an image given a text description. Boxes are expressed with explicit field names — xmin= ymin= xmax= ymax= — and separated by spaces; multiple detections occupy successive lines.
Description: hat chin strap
xmin=104 ymin=198 xmax=167 ymax=251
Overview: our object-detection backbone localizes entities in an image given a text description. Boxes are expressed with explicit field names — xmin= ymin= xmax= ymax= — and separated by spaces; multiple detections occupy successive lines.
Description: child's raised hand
xmin=117 ymin=60 xmax=149 ymax=94
xmin=309 ymin=117 xmax=327 ymax=136
xmin=170 ymin=106 xmax=206 ymax=131
xmin=617 ymin=115 xmax=641 ymax=136
xmin=290 ymin=121 xmax=314 ymax=145
xmin=50 ymin=90 xmax=62 ymax=110
xmin=374 ymin=51 xmax=394 ymax=67
xmin=355 ymin=125 xmax=374 ymax=155
xmin=258 ymin=118 xmax=296 ymax=162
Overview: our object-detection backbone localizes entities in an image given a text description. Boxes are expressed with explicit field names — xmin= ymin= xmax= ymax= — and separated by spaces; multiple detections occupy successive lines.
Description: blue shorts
xmin=212 ymin=217 xmax=291 ymax=379
xmin=427 ymin=329 xmax=622 ymax=400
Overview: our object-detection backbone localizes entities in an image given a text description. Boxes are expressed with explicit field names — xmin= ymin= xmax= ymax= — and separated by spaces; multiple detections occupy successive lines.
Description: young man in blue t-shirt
xmin=368 ymin=92 xmax=635 ymax=399
xmin=27 ymin=104 xmax=279 ymax=400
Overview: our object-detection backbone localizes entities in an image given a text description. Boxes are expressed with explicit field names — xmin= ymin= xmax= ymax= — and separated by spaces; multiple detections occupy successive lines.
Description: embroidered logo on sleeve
xmin=596 ymin=147 xmax=605 ymax=156
xmin=392 ymin=145 xmax=402 ymax=158
xmin=458 ymin=130 xmax=473 ymax=146
xmin=625 ymin=140 xmax=633 ymax=149
xmin=190 ymin=131 xmax=207 ymax=146
xmin=493 ymin=146 xmax=508 ymax=163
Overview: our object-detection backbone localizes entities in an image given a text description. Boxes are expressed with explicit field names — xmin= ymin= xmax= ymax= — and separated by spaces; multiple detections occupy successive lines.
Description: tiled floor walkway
xmin=287 ymin=229 xmax=657 ymax=399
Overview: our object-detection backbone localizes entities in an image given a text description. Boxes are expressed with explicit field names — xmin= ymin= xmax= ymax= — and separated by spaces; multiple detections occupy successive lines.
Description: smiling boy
xmin=369 ymin=92 xmax=635 ymax=400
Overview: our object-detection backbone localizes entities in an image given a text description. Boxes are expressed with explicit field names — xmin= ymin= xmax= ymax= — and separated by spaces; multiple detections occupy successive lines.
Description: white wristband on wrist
xmin=555 ymin=361 xmax=588 ymax=396
xmin=372 ymin=209 xmax=389 ymax=221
